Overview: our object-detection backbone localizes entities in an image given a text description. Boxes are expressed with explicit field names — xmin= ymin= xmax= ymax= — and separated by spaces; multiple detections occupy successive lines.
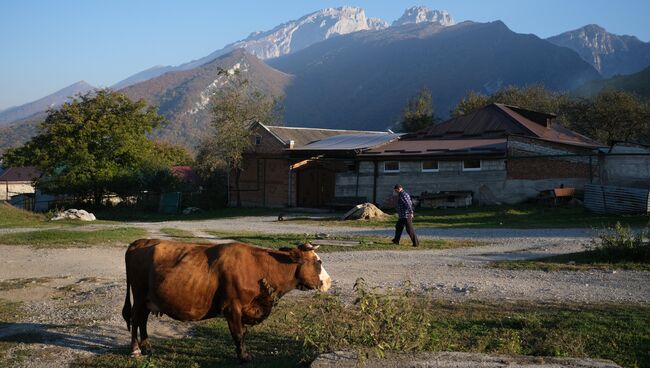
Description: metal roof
xmin=414 ymin=103 xmax=602 ymax=147
xmin=361 ymin=139 xmax=507 ymax=158
xmin=262 ymin=124 xmax=386 ymax=148
xmin=0 ymin=166 xmax=41 ymax=182
xmin=293 ymin=133 xmax=400 ymax=151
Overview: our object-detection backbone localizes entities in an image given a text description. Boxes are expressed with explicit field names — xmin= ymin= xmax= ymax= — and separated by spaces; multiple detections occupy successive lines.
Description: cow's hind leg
xmin=226 ymin=307 xmax=251 ymax=362
xmin=129 ymin=302 xmax=146 ymax=357
xmin=137 ymin=306 xmax=152 ymax=355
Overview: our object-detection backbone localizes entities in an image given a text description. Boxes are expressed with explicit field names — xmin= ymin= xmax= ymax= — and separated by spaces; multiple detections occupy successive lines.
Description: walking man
xmin=392 ymin=184 xmax=419 ymax=247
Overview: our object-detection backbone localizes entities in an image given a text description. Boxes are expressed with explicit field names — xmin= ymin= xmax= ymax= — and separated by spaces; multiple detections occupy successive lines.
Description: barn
xmin=340 ymin=103 xmax=605 ymax=205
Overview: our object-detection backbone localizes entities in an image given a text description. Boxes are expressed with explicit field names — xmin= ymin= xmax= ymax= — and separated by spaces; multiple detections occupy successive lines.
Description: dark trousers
xmin=394 ymin=217 xmax=419 ymax=246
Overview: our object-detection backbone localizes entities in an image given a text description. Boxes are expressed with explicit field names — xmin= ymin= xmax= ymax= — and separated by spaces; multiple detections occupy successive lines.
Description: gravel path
xmin=0 ymin=217 xmax=648 ymax=367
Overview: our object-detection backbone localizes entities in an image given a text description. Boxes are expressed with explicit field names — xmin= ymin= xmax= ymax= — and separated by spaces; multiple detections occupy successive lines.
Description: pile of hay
xmin=341 ymin=203 xmax=386 ymax=220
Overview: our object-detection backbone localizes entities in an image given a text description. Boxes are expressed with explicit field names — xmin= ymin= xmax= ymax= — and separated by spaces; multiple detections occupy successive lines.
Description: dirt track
xmin=0 ymin=218 xmax=647 ymax=367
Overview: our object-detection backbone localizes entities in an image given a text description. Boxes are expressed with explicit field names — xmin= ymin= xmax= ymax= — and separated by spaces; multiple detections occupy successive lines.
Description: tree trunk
xmin=93 ymin=189 xmax=103 ymax=207
xmin=235 ymin=168 xmax=242 ymax=208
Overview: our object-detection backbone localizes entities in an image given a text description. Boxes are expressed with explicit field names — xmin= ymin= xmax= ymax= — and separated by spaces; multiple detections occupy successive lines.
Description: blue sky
xmin=1 ymin=0 xmax=649 ymax=110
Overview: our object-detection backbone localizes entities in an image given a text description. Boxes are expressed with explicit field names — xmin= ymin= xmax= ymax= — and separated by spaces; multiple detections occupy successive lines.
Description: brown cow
xmin=122 ymin=238 xmax=331 ymax=362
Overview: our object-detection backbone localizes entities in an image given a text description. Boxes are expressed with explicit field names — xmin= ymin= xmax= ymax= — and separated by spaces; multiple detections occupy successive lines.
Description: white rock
xmin=51 ymin=209 xmax=96 ymax=221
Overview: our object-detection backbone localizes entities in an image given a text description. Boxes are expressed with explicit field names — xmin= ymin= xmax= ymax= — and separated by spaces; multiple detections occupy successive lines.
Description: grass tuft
xmin=207 ymin=230 xmax=480 ymax=252
xmin=159 ymin=228 xmax=196 ymax=239
xmin=0 ymin=227 xmax=148 ymax=248
xmin=289 ymin=204 xmax=650 ymax=229
xmin=494 ymin=223 xmax=650 ymax=271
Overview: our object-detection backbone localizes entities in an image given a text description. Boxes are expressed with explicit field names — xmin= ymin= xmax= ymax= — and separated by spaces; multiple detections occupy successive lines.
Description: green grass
xmin=289 ymin=204 xmax=650 ymax=229
xmin=0 ymin=300 xmax=24 ymax=365
xmin=93 ymin=207 xmax=279 ymax=222
xmin=0 ymin=202 xmax=48 ymax=228
xmin=495 ymin=223 xmax=650 ymax=271
xmin=207 ymin=230 xmax=480 ymax=252
xmin=71 ymin=289 xmax=650 ymax=368
xmin=493 ymin=251 xmax=650 ymax=271
xmin=0 ymin=299 xmax=22 ymax=322
xmin=0 ymin=277 xmax=58 ymax=291
xmin=0 ymin=202 xmax=118 ymax=228
xmin=0 ymin=227 xmax=148 ymax=248
xmin=159 ymin=228 xmax=196 ymax=239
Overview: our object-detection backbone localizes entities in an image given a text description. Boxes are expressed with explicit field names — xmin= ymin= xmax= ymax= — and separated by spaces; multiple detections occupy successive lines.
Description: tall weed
xmin=594 ymin=222 xmax=650 ymax=263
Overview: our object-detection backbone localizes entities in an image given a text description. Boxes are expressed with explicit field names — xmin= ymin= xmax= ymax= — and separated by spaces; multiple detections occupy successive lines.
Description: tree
xmin=152 ymin=141 xmax=194 ymax=166
xmin=451 ymin=90 xmax=489 ymax=118
xmin=567 ymin=89 xmax=650 ymax=145
xmin=401 ymin=88 xmax=437 ymax=132
xmin=197 ymin=68 xmax=281 ymax=207
xmin=451 ymin=85 xmax=650 ymax=145
xmin=2 ymin=89 xmax=166 ymax=205
xmin=451 ymin=85 xmax=569 ymax=122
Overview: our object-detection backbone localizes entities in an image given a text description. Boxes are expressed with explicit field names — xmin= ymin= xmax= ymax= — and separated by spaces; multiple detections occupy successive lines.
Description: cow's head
xmin=282 ymin=243 xmax=331 ymax=292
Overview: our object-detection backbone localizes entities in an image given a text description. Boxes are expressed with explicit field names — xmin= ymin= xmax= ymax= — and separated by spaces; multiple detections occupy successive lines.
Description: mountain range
xmin=269 ymin=20 xmax=600 ymax=130
xmin=0 ymin=81 xmax=94 ymax=126
xmin=112 ymin=6 xmax=386 ymax=90
xmin=547 ymin=24 xmax=650 ymax=77
xmin=3 ymin=5 xmax=650 ymax=153
xmin=120 ymin=49 xmax=290 ymax=147
xmin=574 ymin=65 xmax=650 ymax=98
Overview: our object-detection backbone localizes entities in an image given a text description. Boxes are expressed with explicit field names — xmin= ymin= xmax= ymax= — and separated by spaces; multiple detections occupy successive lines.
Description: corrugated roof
xmin=293 ymin=133 xmax=400 ymax=151
xmin=263 ymin=124 xmax=386 ymax=148
xmin=0 ymin=166 xmax=41 ymax=182
xmin=416 ymin=103 xmax=602 ymax=147
xmin=361 ymin=139 xmax=507 ymax=157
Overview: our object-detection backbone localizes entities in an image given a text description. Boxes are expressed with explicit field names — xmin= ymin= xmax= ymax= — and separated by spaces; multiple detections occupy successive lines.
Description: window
xmin=462 ymin=159 xmax=482 ymax=171
xmin=383 ymin=161 xmax=400 ymax=173
xmin=253 ymin=135 xmax=262 ymax=145
xmin=421 ymin=160 xmax=439 ymax=172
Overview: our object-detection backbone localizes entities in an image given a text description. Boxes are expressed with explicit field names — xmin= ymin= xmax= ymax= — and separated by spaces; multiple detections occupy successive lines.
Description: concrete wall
xmin=600 ymin=144 xmax=650 ymax=188
xmin=0 ymin=182 xmax=35 ymax=201
xmin=337 ymin=159 xmax=517 ymax=205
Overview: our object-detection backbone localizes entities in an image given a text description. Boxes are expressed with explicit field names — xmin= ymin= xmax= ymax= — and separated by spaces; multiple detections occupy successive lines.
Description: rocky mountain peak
xmin=227 ymin=6 xmax=388 ymax=60
xmin=547 ymin=24 xmax=650 ymax=76
xmin=392 ymin=6 xmax=455 ymax=27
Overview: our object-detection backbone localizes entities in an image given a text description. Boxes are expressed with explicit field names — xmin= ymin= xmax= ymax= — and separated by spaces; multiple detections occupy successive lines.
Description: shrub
xmin=593 ymin=222 xmax=650 ymax=263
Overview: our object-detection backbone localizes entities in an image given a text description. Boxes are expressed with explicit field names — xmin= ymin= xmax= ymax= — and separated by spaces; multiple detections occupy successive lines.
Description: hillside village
xmin=2 ymin=5 xmax=650 ymax=213
xmin=1 ymin=3 xmax=650 ymax=368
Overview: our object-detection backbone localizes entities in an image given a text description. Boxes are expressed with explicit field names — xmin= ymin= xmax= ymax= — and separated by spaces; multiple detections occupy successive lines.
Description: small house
xmin=0 ymin=166 xmax=41 ymax=202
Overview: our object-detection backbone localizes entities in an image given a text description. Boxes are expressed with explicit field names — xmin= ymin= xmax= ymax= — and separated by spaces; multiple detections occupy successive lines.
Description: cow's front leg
xmin=226 ymin=307 xmax=251 ymax=362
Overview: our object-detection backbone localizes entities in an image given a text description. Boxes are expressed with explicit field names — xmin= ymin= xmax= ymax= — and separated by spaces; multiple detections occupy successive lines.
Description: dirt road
xmin=0 ymin=219 xmax=647 ymax=367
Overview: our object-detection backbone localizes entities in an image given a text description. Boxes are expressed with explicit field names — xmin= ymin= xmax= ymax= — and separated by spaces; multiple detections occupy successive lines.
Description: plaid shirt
xmin=397 ymin=190 xmax=414 ymax=218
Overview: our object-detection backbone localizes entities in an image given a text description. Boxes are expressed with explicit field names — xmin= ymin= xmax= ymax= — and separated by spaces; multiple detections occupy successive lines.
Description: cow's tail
xmin=122 ymin=273 xmax=132 ymax=332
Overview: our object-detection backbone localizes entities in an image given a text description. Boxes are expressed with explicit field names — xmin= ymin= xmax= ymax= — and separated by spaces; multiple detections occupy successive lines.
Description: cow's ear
xmin=287 ymin=249 xmax=304 ymax=264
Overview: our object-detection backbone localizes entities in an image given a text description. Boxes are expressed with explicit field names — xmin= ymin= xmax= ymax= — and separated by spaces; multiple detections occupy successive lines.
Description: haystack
xmin=341 ymin=203 xmax=386 ymax=220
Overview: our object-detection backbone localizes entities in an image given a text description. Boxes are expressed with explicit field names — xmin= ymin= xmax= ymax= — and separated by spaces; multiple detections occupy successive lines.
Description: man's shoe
xmin=391 ymin=239 xmax=399 ymax=244
xmin=412 ymin=243 xmax=419 ymax=247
